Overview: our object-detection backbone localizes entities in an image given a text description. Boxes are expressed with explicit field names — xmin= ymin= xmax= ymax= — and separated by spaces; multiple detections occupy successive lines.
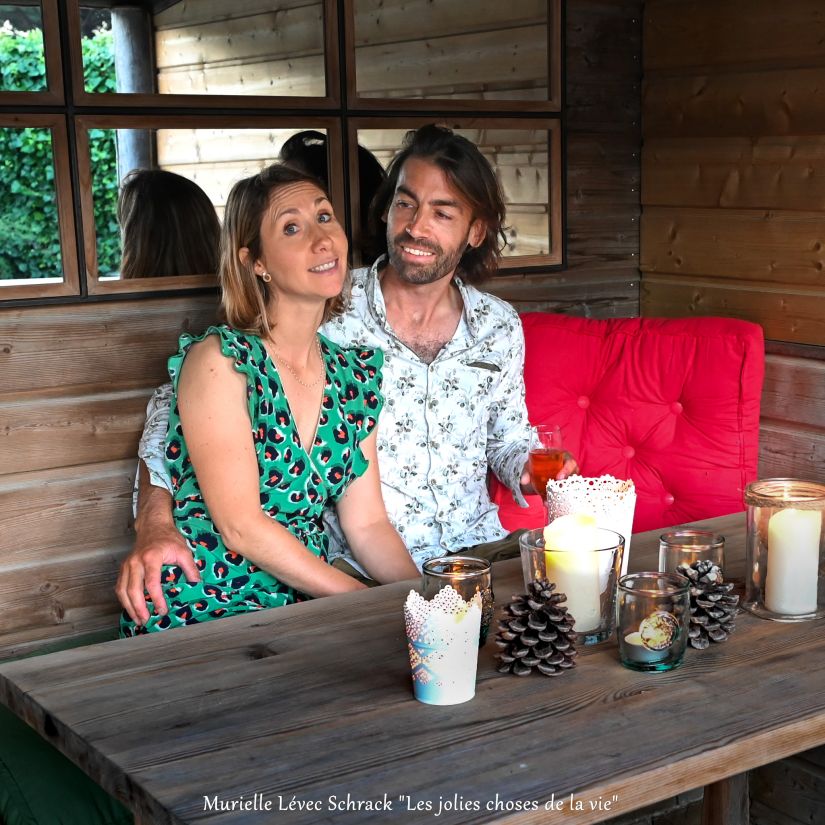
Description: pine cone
xmin=495 ymin=579 xmax=577 ymax=676
xmin=678 ymin=560 xmax=739 ymax=650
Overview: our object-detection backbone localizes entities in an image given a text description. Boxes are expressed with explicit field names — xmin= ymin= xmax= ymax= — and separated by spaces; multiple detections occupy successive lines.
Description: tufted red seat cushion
xmin=491 ymin=314 xmax=765 ymax=534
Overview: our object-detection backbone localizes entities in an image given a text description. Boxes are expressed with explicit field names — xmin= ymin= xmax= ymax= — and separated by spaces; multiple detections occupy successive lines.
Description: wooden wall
xmin=641 ymin=0 xmax=825 ymax=484
xmin=0 ymin=296 xmax=216 ymax=658
xmin=490 ymin=0 xmax=642 ymax=315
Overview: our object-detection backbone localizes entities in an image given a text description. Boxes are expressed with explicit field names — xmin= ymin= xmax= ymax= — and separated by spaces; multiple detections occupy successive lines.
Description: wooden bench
xmin=0 ymin=295 xmax=216 ymax=661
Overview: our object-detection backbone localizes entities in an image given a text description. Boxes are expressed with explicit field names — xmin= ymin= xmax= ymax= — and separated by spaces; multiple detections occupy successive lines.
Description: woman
xmin=121 ymin=164 xmax=418 ymax=635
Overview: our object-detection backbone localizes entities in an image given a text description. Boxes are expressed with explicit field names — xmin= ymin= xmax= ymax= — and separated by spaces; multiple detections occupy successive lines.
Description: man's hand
xmin=116 ymin=523 xmax=199 ymax=625
xmin=520 ymin=452 xmax=580 ymax=493
xmin=117 ymin=461 xmax=200 ymax=625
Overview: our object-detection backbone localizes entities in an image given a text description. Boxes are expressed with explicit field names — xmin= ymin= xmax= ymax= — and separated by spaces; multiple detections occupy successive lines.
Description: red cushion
xmin=491 ymin=314 xmax=764 ymax=533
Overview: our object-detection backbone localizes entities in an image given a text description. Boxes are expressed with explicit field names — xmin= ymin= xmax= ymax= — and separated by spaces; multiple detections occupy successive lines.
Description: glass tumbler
xmin=518 ymin=527 xmax=623 ymax=645
xmin=617 ymin=572 xmax=690 ymax=672
xmin=421 ymin=556 xmax=494 ymax=645
xmin=658 ymin=530 xmax=725 ymax=574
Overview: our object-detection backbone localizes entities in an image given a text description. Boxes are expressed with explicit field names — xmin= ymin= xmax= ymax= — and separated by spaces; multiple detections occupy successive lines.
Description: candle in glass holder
xmin=543 ymin=513 xmax=601 ymax=632
xmin=766 ymin=508 xmax=821 ymax=615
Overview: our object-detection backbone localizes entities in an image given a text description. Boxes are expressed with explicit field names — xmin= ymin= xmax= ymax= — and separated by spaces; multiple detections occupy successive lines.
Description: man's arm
xmin=117 ymin=461 xmax=200 ymax=625
xmin=486 ymin=318 xmax=576 ymax=504
xmin=118 ymin=384 xmax=199 ymax=625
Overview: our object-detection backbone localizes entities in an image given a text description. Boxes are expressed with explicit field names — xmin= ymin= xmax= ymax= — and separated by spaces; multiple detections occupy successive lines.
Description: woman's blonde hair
xmin=220 ymin=163 xmax=350 ymax=336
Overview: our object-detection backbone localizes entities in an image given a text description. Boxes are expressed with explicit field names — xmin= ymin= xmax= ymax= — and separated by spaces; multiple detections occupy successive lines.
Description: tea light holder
xmin=742 ymin=479 xmax=825 ymax=622
xmin=518 ymin=520 xmax=623 ymax=645
xmin=658 ymin=530 xmax=725 ymax=574
xmin=617 ymin=572 xmax=690 ymax=672
xmin=421 ymin=556 xmax=494 ymax=645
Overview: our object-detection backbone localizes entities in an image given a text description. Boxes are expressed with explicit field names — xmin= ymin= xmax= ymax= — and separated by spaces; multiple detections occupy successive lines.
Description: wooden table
xmin=3 ymin=513 xmax=825 ymax=825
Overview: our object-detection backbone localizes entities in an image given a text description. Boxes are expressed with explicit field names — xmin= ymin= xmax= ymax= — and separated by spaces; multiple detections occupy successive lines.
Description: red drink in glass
xmin=528 ymin=448 xmax=565 ymax=498
xmin=528 ymin=424 xmax=564 ymax=498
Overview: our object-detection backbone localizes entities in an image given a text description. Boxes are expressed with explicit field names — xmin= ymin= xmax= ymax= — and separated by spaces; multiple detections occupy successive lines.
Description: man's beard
xmin=387 ymin=232 xmax=468 ymax=285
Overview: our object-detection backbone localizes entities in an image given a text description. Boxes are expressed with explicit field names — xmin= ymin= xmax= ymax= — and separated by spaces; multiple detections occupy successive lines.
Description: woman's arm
xmin=335 ymin=429 xmax=420 ymax=583
xmin=178 ymin=336 xmax=365 ymax=597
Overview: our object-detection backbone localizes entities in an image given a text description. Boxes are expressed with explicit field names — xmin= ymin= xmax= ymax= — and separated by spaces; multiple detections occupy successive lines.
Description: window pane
xmin=0 ymin=3 xmax=47 ymax=92
xmin=89 ymin=126 xmax=330 ymax=280
xmin=0 ymin=126 xmax=62 ymax=281
xmin=357 ymin=127 xmax=552 ymax=258
xmin=353 ymin=0 xmax=548 ymax=102
xmin=80 ymin=3 xmax=326 ymax=98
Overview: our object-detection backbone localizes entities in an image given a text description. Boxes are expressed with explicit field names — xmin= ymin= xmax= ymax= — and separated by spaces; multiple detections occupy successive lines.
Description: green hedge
xmin=0 ymin=25 xmax=118 ymax=280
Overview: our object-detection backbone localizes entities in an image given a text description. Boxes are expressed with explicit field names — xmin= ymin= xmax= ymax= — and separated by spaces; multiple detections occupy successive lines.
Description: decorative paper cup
xmin=421 ymin=556 xmax=494 ymax=645
xmin=658 ymin=530 xmax=725 ymax=574
xmin=617 ymin=572 xmax=690 ymax=672
xmin=518 ymin=521 xmax=623 ymax=646
xmin=545 ymin=475 xmax=636 ymax=575
xmin=404 ymin=587 xmax=481 ymax=705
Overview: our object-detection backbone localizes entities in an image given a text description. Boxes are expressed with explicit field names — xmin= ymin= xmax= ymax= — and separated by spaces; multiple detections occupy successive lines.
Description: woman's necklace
xmin=270 ymin=336 xmax=324 ymax=389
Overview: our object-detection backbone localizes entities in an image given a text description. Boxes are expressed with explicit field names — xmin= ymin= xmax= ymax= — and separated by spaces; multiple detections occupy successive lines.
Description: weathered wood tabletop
xmin=2 ymin=513 xmax=825 ymax=825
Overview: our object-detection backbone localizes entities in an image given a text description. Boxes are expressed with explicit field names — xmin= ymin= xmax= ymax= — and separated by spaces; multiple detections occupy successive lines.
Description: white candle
xmin=622 ymin=631 xmax=667 ymax=665
xmin=766 ymin=508 xmax=821 ymax=615
xmin=543 ymin=514 xmax=602 ymax=632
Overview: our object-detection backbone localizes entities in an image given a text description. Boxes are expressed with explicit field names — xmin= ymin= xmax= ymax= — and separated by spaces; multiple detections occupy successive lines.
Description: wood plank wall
xmin=641 ymin=0 xmax=825 ymax=484
xmin=0 ymin=297 xmax=217 ymax=657
xmin=489 ymin=0 xmax=642 ymax=315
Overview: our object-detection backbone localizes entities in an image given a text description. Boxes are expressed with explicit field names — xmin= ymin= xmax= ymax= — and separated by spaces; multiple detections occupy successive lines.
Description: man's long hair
xmin=367 ymin=125 xmax=507 ymax=284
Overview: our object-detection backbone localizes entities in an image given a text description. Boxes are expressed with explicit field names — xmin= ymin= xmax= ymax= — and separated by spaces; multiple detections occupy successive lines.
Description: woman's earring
xmin=261 ymin=271 xmax=272 ymax=283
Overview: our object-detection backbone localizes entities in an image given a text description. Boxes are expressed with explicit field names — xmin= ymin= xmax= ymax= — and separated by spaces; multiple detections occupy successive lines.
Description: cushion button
xmin=622 ymin=446 xmax=635 ymax=459
xmin=577 ymin=395 xmax=590 ymax=409
xmin=662 ymin=493 xmax=675 ymax=506
xmin=670 ymin=401 xmax=683 ymax=415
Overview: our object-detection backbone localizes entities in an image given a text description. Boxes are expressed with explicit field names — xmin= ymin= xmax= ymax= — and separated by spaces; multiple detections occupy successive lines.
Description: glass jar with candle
xmin=518 ymin=515 xmax=624 ymax=645
xmin=743 ymin=479 xmax=825 ymax=622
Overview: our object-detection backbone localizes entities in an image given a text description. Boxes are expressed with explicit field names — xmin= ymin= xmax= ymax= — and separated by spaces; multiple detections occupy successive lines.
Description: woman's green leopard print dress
xmin=120 ymin=325 xmax=383 ymax=636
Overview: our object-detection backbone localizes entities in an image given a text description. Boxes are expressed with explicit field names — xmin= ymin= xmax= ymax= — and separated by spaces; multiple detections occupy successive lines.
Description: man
xmin=118 ymin=125 xmax=575 ymax=624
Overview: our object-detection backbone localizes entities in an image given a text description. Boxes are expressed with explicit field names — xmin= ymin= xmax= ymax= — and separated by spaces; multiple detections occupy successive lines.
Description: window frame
xmin=0 ymin=113 xmax=80 ymax=299
xmin=66 ymin=0 xmax=342 ymax=110
xmin=76 ymin=114 xmax=345 ymax=295
xmin=0 ymin=0 xmax=64 ymax=106
xmin=1 ymin=0 xmax=565 ymax=304
xmin=343 ymin=0 xmax=562 ymax=113
xmin=348 ymin=116 xmax=563 ymax=268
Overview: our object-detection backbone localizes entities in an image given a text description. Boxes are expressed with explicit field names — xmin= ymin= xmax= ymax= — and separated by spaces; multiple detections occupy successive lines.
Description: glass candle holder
xmin=421 ymin=557 xmax=494 ymax=645
xmin=518 ymin=526 xmax=623 ymax=645
xmin=617 ymin=572 xmax=690 ymax=672
xmin=658 ymin=530 xmax=725 ymax=574
xmin=743 ymin=479 xmax=825 ymax=622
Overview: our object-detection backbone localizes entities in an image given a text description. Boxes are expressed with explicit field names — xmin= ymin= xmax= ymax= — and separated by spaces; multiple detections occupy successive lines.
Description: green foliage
xmin=0 ymin=22 xmax=46 ymax=92
xmin=0 ymin=24 xmax=118 ymax=280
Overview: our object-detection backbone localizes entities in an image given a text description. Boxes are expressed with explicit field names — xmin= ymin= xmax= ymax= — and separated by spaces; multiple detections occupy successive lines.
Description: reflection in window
xmin=80 ymin=2 xmax=326 ymax=98
xmin=0 ymin=3 xmax=47 ymax=92
xmin=90 ymin=127 xmax=329 ymax=279
xmin=357 ymin=127 xmax=551 ymax=258
xmin=0 ymin=126 xmax=61 ymax=281
xmin=353 ymin=0 xmax=548 ymax=102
